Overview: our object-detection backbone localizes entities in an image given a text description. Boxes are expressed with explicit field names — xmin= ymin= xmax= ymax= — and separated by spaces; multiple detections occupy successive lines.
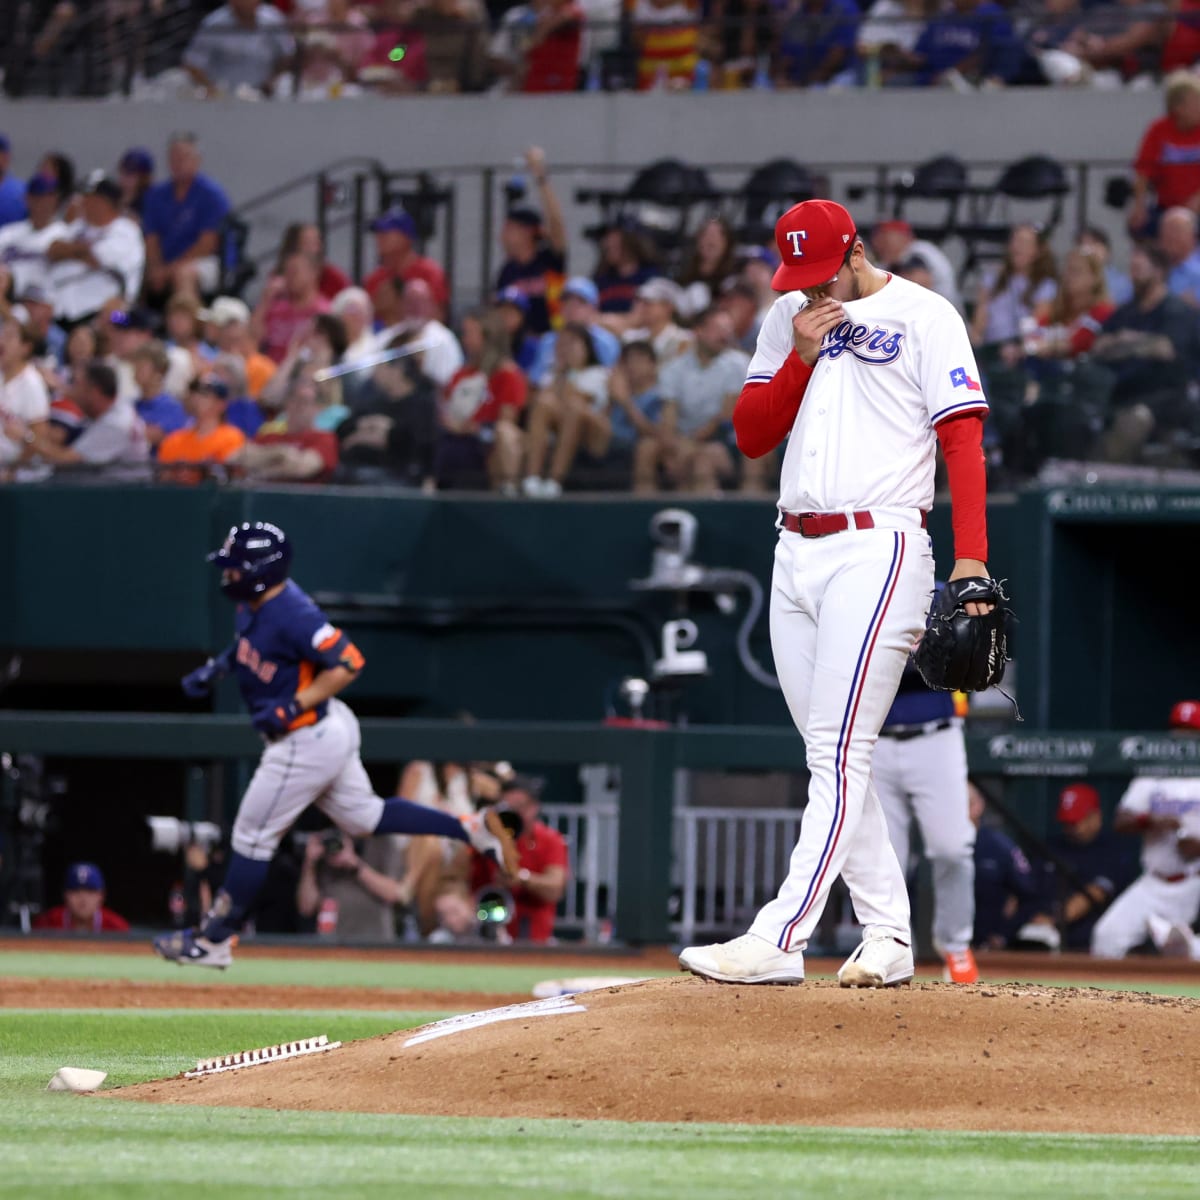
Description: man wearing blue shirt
xmin=910 ymin=0 xmax=1021 ymax=87
xmin=0 ymin=134 xmax=27 ymax=228
xmin=142 ymin=134 xmax=231 ymax=303
xmin=1158 ymin=206 xmax=1200 ymax=306
xmin=777 ymin=0 xmax=860 ymax=88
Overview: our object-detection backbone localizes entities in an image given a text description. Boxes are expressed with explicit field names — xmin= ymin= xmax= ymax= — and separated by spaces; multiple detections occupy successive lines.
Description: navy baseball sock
xmin=374 ymin=797 xmax=468 ymax=842
xmin=199 ymin=851 xmax=270 ymax=944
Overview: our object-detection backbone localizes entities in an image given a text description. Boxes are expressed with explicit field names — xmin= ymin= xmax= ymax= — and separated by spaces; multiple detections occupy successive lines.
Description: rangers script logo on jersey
xmin=820 ymin=320 xmax=905 ymax=365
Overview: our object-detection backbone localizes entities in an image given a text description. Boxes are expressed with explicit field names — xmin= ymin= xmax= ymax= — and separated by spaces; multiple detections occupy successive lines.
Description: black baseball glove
xmin=914 ymin=577 xmax=1012 ymax=693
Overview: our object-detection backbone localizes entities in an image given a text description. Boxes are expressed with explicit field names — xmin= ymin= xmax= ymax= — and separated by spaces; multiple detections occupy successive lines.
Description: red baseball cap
xmin=1057 ymin=782 xmax=1100 ymax=824
xmin=874 ymin=219 xmax=913 ymax=237
xmin=1170 ymin=699 xmax=1200 ymax=731
xmin=772 ymin=200 xmax=857 ymax=292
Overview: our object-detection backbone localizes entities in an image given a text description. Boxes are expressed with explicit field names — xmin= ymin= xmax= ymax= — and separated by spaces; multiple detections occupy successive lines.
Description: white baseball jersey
xmin=0 ymin=218 xmax=70 ymax=299
xmin=47 ymin=216 xmax=145 ymax=321
xmin=745 ymin=275 xmax=988 ymax=515
xmin=1116 ymin=776 xmax=1200 ymax=878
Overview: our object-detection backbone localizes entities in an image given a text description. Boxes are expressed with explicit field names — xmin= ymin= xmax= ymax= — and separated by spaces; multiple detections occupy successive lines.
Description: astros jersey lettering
xmin=232 ymin=581 xmax=364 ymax=733
xmin=746 ymin=275 xmax=988 ymax=515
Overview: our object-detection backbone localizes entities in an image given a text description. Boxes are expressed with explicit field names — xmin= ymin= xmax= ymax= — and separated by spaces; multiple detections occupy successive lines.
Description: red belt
xmin=781 ymin=510 xmax=927 ymax=538
xmin=1155 ymin=872 xmax=1188 ymax=884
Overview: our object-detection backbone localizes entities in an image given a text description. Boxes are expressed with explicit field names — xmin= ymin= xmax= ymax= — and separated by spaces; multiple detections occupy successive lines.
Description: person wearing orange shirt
xmin=158 ymin=374 xmax=246 ymax=483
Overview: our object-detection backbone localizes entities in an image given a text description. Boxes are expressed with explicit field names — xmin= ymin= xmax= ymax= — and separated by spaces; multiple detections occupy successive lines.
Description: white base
xmin=47 ymin=1067 xmax=108 ymax=1093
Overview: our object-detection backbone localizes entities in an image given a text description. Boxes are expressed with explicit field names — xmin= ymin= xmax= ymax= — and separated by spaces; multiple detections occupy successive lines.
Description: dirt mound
xmin=114 ymin=977 xmax=1200 ymax=1133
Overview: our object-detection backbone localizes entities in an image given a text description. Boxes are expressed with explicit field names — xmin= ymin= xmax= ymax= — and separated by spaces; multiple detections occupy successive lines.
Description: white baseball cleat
xmin=679 ymin=932 xmax=805 ymax=984
xmin=461 ymin=807 xmax=521 ymax=878
xmin=838 ymin=935 xmax=914 ymax=988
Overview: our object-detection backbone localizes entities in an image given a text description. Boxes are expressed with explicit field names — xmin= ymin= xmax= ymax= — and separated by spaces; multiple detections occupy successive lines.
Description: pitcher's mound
xmin=115 ymin=977 xmax=1200 ymax=1133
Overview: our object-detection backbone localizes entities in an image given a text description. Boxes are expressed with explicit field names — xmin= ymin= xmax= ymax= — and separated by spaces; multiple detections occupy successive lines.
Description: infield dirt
xmin=114 ymin=976 xmax=1200 ymax=1133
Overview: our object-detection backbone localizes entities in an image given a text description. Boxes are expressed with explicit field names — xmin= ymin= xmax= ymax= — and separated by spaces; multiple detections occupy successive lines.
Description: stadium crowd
xmin=12 ymin=0 xmax=1200 ymax=99
xmin=1 ymin=109 xmax=1200 ymax=491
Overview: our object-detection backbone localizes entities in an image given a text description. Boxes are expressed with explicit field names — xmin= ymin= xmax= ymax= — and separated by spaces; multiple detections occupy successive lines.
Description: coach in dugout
xmin=33 ymin=863 xmax=129 ymax=933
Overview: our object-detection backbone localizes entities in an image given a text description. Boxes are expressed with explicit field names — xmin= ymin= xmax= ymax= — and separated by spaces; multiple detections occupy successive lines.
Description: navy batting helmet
xmin=207 ymin=522 xmax=292 ymax=601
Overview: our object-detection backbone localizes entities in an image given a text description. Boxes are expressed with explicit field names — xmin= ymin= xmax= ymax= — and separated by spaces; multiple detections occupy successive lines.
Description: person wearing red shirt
xmin=251 ymin=251 xmax=331 ymax=363
xmin=1130 ymin=71 xmax=1200 ymax=236
xmin=473 ymin=775 xmax=568 ymax=943
xmin=33 ymin=863 xmax=130 ymax=933
xmin=1034 ymin=248 xmax=1116 ymax=358
xmin=234 ymin=380 xmax=340 ymax=483
xmin=520 ymin=0 xmax=584 ymax=92
xmin=435 ymin=308 xmax=527 ymax=490
xmin=275 ymin=222 xmax=352 ymax=302
xmin=362 ymin=208 xmax=449 ymax=317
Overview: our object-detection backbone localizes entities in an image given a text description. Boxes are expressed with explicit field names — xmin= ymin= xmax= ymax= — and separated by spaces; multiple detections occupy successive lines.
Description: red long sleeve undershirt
xmin=935 ymin=412 xmax=988 ymax=563
xmin=732 ymin=350 xmax=813 ymax=459
xmin=733 ymin=354 xmax=989 ymax=563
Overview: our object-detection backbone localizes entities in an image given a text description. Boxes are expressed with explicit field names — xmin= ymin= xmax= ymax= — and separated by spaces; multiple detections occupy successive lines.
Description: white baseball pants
xmin=1091 ymin=872 xmax=1200 ymax=959
xmin=749 ymin=524 xmax=934 ymax=952
xmin=232 ymin=698 xmax=386 ymax=861
xmin=873 ymin=722 xmax=976 ymax=953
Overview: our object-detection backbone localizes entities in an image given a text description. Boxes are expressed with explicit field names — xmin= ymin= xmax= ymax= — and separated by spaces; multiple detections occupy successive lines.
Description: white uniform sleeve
xmin=1116 ymin=778 xmax=1153 ymax=819
xmin=918 ymin=301 xmax=990 ymax=426
xmin=745 ymin=295 xmax=802 ymax=385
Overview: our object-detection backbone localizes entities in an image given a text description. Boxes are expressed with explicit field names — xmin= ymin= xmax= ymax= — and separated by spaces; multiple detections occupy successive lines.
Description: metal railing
xmin=541 ymin=800 xmax=619 ymax=943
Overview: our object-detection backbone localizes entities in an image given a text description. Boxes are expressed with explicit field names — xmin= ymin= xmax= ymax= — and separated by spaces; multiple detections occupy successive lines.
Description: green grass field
xmin=3 ymin=949 xmax=1199 ymax=1199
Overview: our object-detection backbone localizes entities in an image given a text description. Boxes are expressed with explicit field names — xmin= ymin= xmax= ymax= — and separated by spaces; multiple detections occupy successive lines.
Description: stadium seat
xmin=737 ymin=158 xmax=818 ymax=243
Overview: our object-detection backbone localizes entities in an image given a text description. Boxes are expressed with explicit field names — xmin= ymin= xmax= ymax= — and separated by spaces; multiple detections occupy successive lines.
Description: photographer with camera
xmin=472 ymin=774 xmax=568 ymax=944
xmin=295 ymin=828 xmax=409 ymax=942
xmin=33 ymin=863 xmax=129 ymax=933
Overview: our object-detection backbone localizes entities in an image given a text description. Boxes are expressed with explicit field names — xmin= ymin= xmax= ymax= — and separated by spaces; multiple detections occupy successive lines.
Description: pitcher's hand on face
xmin=792 ymin=299 xmax=845 ymax=366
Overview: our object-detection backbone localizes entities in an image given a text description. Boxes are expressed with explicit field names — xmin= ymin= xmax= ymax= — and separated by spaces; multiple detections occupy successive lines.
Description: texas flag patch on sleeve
xmin=949 ymin=367 xmax=981 ymax=391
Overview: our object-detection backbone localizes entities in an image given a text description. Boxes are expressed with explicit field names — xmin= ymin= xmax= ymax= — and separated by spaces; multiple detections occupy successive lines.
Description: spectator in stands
xmin=142 ymin=134 xmax=231 ymax=304
xmin=870 ymin=219 xmax=962 ymax=310
xmin=0 ymin=174 xmax=69 ymax=302
xmin=856 ymin=0 xmax=931 ymax=85
xmin=1157 ymin=206 xmax=1200 ymax=306
xmin=117 ymin=148 xmax=155 ymax=223
xmin=1128 ymin=72 xmax=1195 ymax=238
xmin=435 ymin=308 xmax=527 ymax=491
xmin=739 ymin=246 xmax=778 ymax=327
xmin=183 ymin=0 xmax=296 ymax=98
xmin=1092 ymin=703 xmax=1200 ymax=959
xmin=46 ymin=172 xmax=145 ymax=329
xmin=233 ymin=379 xmax=340 ymax=482
xmin=969 ymin=223 xmax=1058 ymax=352
xmin=906 ymin=0 xmax=1022 ymax=88
xmin=14 ymin=282 xmax=67 ymax=367
xmin=644 ymin=306 xmax=753 ymax=494
xmin=521 ymin=322 xmax=611 ymax=496
xmin=336 ymin=335 xmax=438 ymax=485
xmin=4 ymin=360 xmax=148 ymax=474
xmin=157 ymin=373 xmax=246 ymax=481
xmin=363 ymin=208 xmax=450 ymax=317
xmin=332 ymin=286 xmax=376 ymax=365
xmin=0 ymin=135 xmax=25 ymax=228
xmin=529 ymin=276 xmax=620 ymax=386
xmin=1030 ymin=248 xmax=1115 ymax=359
xmin=494 ymin=287 xmax=540 ymax=372
xmin=674 ymin=217 xmax=739 ymax=320
xmin=494 ymin=147 xmax=567 ymax=336
xmin=608 ymin=339 xmax=665 ymax=493
xmin=35 ymin=153 xmax=76 ymax=218
xmin=1162 ymin=0 xmax=1200 ymax=75
xmin=1091 ymin=242 xmax=1200 ymax=463
xmin=471 ymin=774 xmax=567 ymax=943
xmin=513 ymin=0 xmax=586 ymax=91
xmin=32 ymin=863 xmax=129 ymax=933
xmin=413 ymin=0 xmax=490 ymax=93
xmin=275 ymin=223 xmax=352 ymax=302
xmin=718 ymin=278 xmax=763 ymax=354
xmin=165 ymin=294 xmax=216 ymax=388
xmin=130 ymin=340 xmax=188 ymax=452
xmin=375 ymin=277 xmax=463 ymax=388
xmin=259 ymin=313 xmax=349 ymax=429
xmin=969 ymin=781 xmax=1040 ymax=949
xmin=0 ymin=320 xmax=51 ymax=470
xmin=209 ymin=352 xmax=266 ymax=437
xmin=358 ymin=0 xmax=430 ymax=93
xmin=1022 ymin=782 xmax=1138 ymax=953
xmin=620 ymin=276 xmax=693 ymax=361
xmin=295 ymin=830 xmax=407 ymax=942
xmin=251 ymin=252 xmax=331 ymax=364
xmin=775 ymin=0 xmax=860 ymax=89
xmin=592 ymin=218 xmax=661 ymax=317
xmin=208 ymin=295 xmax=276 ymax=399
xmin=106 ymin=308 xmax=160 ymax=402
xmin=706 ymin=0 xmax=774 ymax=87
xmin=1076 ymin=225 xmax=1132 ymax=307
xmin=631 ymin=0 xmax=700 ymax=89
xmin=1072 ymin=0 xmax=1168 ymax=91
